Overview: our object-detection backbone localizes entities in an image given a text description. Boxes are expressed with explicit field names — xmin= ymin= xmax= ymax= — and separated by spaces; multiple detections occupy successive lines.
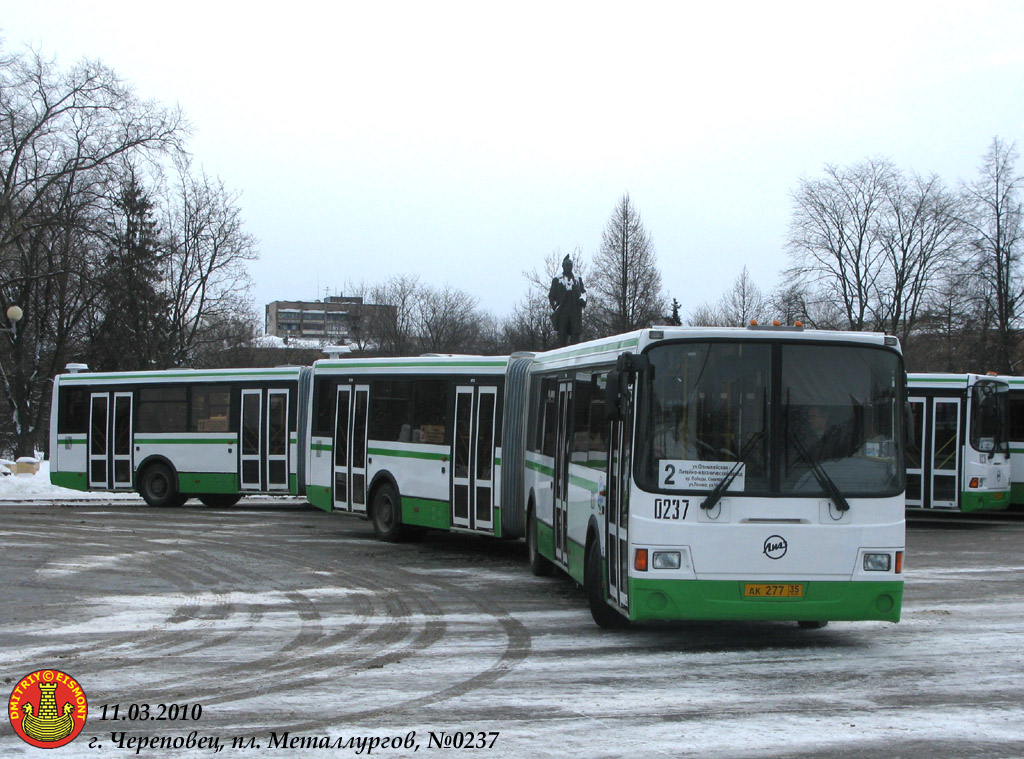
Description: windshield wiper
xmin=701 ymin=431 xmax=764 ymax=511
xmin=788 ymin=432 xmax=851 ymax=512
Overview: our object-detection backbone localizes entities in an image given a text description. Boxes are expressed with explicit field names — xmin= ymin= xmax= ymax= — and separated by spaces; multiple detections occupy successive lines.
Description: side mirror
xmin=605 ymin=353 xmax=650 ymax=422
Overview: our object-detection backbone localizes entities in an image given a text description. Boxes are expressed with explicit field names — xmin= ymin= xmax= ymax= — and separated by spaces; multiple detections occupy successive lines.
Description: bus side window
xmin=137 ymin=387 xmax=187 ymax=433
xmin=369 ymin=380 xmax=412 ymax=442
xmin=312 ymin=377 xmax=334 ymax=438
xmin=190 ymin=385 xmax=231 ymax=432
xmin=589 ymin=374 xmax=609 ymax=466
xmin=59 ymin=387 xmax=88 ymax=434
xmin=572 ymin=375 xmax=592 ymax=462
xmin=412 ymin=379 xmax=447 ymax=444
xmin=1009 ymin=396 xmax=1024 ymax=442
xmin=540 ymin=377 xmax=558 ymax=458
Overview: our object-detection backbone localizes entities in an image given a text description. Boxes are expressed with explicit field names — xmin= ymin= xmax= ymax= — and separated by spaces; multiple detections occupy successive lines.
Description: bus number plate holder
xmin=743 ymin=583 xmax=804 ymax=598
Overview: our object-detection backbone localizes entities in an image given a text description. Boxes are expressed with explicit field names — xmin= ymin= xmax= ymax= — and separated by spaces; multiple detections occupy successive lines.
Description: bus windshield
xmin=636 ymin=340 xmax=904 ymax=498
xmin=970 ymin=379 xmax=1009 ymax=455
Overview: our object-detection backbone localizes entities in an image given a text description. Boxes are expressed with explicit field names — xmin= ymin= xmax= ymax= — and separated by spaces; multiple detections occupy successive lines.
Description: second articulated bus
xmin=906 ymin=374 xmax=1010 ymax=512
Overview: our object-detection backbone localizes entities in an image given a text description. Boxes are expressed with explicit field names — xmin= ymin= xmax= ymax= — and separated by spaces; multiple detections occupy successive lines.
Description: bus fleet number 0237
xmin=654 ymin=498 xmax=689 ymax=520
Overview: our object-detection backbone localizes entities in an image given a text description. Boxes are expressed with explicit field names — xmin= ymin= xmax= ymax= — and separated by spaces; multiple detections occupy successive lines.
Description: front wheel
xmin=371 ymin=482 xmax=405 ymax=542
xmin=585 ymin=539 xmax=630 ymax=629
xmin=139 ymin=463 xmax=181 ymax=508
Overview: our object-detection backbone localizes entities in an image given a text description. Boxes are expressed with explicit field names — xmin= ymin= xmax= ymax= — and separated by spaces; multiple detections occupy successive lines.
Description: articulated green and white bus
xmin=508 ymin=326 xmax=906 ymax=628
xmin=906 ymin=374 xmax=1010 ymax=512
xmin=48 ymin=326 xmax=907 ymax=629
xmin=303 ymin=355 xmax=514 ymax=541
xmin=49 ymin=366 xmax=309 ymax=506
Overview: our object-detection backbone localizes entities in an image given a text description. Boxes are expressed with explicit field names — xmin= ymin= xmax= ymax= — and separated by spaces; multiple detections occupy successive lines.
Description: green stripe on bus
xmin=526 ymin=459 xmax=554 ymax=477
xmin=525 ymin=458 xmax=600 ymax=492
xmin=368 ymin=447 xmax=449 ymax=462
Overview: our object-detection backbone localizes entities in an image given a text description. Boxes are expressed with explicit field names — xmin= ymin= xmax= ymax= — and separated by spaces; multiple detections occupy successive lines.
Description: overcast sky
xmin=4 ymin=1 xmax=1024 ymax=323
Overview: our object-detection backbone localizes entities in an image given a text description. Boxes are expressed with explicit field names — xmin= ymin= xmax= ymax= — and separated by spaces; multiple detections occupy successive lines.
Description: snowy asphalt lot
xmin=1 ymin=500 xmax=1022 ymax=759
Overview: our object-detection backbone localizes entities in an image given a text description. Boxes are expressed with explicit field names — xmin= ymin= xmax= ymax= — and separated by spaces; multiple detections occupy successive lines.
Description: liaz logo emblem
xmin=763 ymin=535 xmax=788 ymax=560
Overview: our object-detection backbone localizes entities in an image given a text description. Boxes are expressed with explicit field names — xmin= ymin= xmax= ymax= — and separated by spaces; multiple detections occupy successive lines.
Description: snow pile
xmin=0 ymin=461 xmax=141 ymax=502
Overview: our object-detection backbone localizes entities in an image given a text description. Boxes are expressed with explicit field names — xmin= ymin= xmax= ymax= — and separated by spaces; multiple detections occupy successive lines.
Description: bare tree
xmin=368 ymin=274 xmax=422 ymax=355
xmin=160 ymin=157 xmax=258 ymax=366
xmin=687 ymin=267 xmax=767 ymax=327
xmin=0 ymin=46 xmax=184 ymax=455
xmin=416 ymin=283 xmax=480 ymax=354
xmin=959 ymin=137 xmax=1024 ymax=373
xmin=590 ymin=194 xmax=664 ymax=334
xmin=787 ymin=158 xmax=895 ymax=330
xmin=874 ymin=172 xmax=966 ymax=342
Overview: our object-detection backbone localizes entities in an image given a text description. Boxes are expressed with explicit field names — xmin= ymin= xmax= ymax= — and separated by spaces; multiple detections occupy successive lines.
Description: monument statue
xmin=548 ymin=255 xmax=586 ymax=347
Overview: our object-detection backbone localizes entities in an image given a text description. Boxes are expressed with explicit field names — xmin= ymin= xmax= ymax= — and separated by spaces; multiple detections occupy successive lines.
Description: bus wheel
xmin=798 ymin=621 xmax=829 ymax=629
xmin=585 ymin=539 xmax=630 ymax=629
xmin=139 ymin=463 xmax=181 ymax=508
xmin=199 ymin=494 xmax=242 ymax=508
xmin=527 ymin=507 xmax=553 ymax=576
xmin=371 ymin=482 xmax=405 ymax=542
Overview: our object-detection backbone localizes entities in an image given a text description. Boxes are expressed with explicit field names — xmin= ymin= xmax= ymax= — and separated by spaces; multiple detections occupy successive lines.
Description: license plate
xmin=743 ymin=583 xmax=805 ymax=598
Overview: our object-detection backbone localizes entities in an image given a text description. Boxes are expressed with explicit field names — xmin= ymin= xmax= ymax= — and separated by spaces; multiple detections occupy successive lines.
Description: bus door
xmin=88 ymin=391 xmax=134 ymax=490
xmin=930 ymin=397 xmax=960 ymax=508
xmin=240 ymin=388 xmax=292 ymax=492
xmin=552 ymin=380 xmax=573 ymax=565
xmin=605 ymin=377 xmax=631 ymax=613
xmin=332 ymin=384 xmax=369 ymax=513
xmin=452 ymin=385 xmax=499 ymax=531
xmin=906 ymin=397 xmax=926 ymax=507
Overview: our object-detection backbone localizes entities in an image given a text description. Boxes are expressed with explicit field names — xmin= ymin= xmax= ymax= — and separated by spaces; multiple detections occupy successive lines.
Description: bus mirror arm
xmin=606 ymin=353 xmax=651 ymax=422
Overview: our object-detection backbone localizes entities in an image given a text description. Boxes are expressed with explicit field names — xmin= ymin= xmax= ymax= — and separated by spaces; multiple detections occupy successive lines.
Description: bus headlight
xmin=863 ymin=553 xmax=892 ymax=572
xmin=652 ymin=551 xmax=682 ymax=570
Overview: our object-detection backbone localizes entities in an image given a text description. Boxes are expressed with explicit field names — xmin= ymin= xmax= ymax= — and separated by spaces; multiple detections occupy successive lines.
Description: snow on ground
xmin=0 ymin=460 xmax=141 ymax=502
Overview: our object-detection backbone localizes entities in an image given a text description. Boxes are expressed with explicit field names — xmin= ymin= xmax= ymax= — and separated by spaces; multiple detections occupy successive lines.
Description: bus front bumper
xmin=628 ymin=578 xmax=903 ymax=623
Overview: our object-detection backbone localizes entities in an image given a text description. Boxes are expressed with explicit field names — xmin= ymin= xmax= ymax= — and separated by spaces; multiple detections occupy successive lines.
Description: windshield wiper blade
xmin=789 ymin=433 xmax=851 ymax=512
xmin=701 ymin=431 xmax=764 ymax=511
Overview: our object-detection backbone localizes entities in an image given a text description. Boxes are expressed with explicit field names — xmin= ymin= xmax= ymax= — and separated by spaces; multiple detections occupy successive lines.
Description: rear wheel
xmin=139 ymin=463 xmax=181 ymax=508
xmin=199 ymin=493 xmax=242 ymax=508
xmin=585 ymin=538 xmax=630 ymax=629
xmin=371 ymin=482 xmax=405 ymax=542
xmin=527 ymin=507 xmax=553 ymax=576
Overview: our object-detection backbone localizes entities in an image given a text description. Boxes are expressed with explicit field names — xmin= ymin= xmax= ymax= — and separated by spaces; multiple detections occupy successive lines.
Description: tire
xmin=199 ymin=493 xmax=242 ymax=508
xmin=371 ymin=482 xmax=405 ymax=542
xmin=585 ymin=538 xmax=630 ymax=629
xmin=527 ymin=507 xmax=554 ymax=576
xmin=139 ymin=462 xmax=181 ymax=508
xmin=798 ymin=620 xmax=829 ymax=629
